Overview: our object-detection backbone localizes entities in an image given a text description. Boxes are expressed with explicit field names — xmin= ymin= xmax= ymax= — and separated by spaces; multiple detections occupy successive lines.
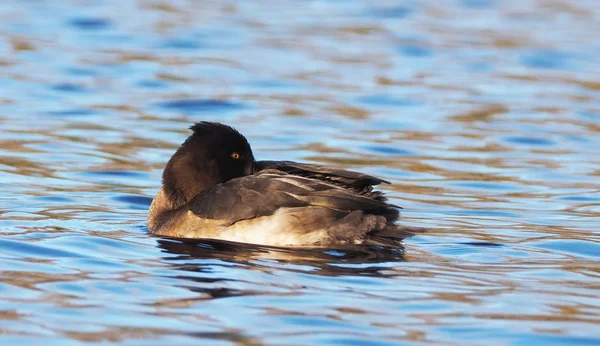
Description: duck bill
xmin=245 ymin=160 xmax=256 ymax=176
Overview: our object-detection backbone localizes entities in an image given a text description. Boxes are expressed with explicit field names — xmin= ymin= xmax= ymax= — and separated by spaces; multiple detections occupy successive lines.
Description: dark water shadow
xmin=156 ymin=237 xmax=408 ymax=279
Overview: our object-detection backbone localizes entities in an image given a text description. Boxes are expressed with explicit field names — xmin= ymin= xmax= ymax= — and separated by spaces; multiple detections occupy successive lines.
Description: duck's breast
xmin=173 ymin=207 xmax=335 ymax=246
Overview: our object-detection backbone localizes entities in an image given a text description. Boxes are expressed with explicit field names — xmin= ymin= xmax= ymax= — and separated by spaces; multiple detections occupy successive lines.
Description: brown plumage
xmin=148 ymin=122 xmax=414 ymax=247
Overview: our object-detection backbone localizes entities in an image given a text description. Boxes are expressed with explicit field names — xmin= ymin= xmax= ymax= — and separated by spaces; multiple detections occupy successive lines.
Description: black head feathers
xmin=161 ymin=122 xmax=255 ymax=208
xmin=190 ymin=121 xmax=241 ymax=137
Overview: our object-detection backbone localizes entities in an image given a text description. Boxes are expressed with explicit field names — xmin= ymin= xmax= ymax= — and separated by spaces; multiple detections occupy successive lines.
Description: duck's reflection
xmin=157 ymin=236 xmax=408 ymax=278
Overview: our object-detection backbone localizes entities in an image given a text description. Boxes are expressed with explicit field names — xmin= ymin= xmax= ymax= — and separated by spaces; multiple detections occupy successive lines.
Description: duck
xmin=148 ymin=121 xmax=413 ymax=247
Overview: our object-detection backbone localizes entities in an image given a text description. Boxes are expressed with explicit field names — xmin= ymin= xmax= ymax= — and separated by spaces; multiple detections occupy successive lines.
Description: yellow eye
xmin=231 ymin=152 xmax=240 ymax=159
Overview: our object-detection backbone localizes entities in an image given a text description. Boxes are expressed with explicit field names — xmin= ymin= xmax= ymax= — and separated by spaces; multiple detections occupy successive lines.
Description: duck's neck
xmin=162 ymin=149 xmax=219 ymax=210
xmin=148 ymin=149 xmax=218 ymax=232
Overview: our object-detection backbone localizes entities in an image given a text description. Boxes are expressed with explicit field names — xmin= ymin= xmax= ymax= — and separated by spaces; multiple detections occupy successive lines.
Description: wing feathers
xmin=255 ymin=161 xmax=389 ymax=192
xmin=189 ymin=162 xmax=400 ymax=231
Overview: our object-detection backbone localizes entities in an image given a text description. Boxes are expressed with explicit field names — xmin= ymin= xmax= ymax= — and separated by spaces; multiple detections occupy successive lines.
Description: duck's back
xmin=150 ymin=161 xmax=409 ymax=246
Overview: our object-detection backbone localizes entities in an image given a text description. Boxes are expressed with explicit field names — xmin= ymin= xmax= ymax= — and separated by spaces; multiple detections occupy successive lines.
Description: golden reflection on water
xmin=0 ymin=0 xmax=599 ymax=344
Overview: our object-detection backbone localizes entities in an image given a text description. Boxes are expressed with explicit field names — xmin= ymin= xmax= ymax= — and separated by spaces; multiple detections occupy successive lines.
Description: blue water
xmin=1 ymin=0 xmax=599 ymax=345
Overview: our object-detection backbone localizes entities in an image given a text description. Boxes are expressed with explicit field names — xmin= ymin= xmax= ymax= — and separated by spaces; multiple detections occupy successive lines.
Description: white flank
xmin=191 ymin=208 xmax=328 ymax=246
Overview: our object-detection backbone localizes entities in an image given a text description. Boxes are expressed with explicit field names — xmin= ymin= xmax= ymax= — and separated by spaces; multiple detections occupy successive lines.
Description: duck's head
xmin=162 ymin=121 xmax=255 ymax=208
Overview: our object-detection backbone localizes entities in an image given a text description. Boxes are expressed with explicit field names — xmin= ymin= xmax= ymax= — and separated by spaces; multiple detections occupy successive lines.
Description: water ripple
xmin=156 ymin=99 xmax=248 ymax=114
xmin=0 ymin=0 xmax=599 ymax=345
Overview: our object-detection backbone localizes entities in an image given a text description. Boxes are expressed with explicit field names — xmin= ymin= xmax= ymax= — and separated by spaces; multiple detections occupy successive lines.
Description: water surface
xmin=1 ymin=0 xmax=599 ymax=345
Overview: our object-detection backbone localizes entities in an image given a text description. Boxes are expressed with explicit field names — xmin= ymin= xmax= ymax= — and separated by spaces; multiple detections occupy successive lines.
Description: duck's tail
xmin=362 ymin=224 xmax=426 ymax=246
